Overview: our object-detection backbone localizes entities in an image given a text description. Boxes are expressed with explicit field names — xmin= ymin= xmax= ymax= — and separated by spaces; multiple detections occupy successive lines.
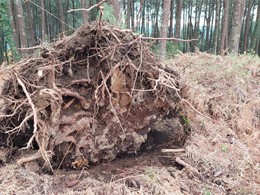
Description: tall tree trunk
xmin=213 ymin=0 xmax=220 ymax=54
xmin=243 ymin=0 xmax=254 ymax=52
xmin=14 ymin=0 xmax=28 ymax=56
xmin=251 ymin=0 xmax=260 ymax=55
xmin=33 ymin=4 xmax=39 ymax=44
xmin=169 ymin=0 xmax=174 ymax=37
xmin=127 ymin=0 xmax=131 ymax=28
xmin=72 ymin=0 xmax=75 ymax=28
xmin=188 ymin=0 xmax=194 ymax=51
xmin=220 ymin=0 xmax=229 ymax=55
xmin=141 ymin=0 xmax=146 ymax=33
xmin=160 ymin=0 xmax=171 ymax=59
xmin=81 ymin=0 xmax=89 ymax=24
xmin=146 ymin=3 xmax=150 ymax=36
xmin=131 ymin=0 xmax=135 ymax=29
xmin=135 ymin=0 xmax=144 ymax=31
xmin=174 ymin=0 xmax=183 ymax=38
xmin=45 ymin=0 xmax=51 ymax=41
xmin=182 ymin=6 xmax=187 ymax=52
xmin=25 ymin=1 xmax=36 ymax=47
xmin=194 ymin=0 xmax=204 ymax=49
xmin=209 ymin=0 xmax=215 ymax=51
xmin=7 ymin=0 xmax=19 ymax=48
xmin=40 ymin=0 xmax=46 ymax=41
xmin=153 ymin=1 xmax=160 ymax=38
xmin=228 ymin=0 xmax=245 ymax=54
xmin=0 ymin=30 xmax=4 ymax=63
xmin=188 ymin=15 xmax=194 ymax=51
xmin=107 ymin=0 xmax=121 ymax=22
xmin=202 ymin=0 xmax=209 ymax=51
xmin=57 ymin=0 xmax=66 ymax=32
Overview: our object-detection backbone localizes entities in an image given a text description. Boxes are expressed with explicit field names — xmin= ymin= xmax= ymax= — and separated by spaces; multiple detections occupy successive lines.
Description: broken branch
xmin=161 ymin=148 xmax=186 ymax=153
xmin=67 ymin=0 xmax=106 ymax=13
xmin=141 ymin=36 xmax=198 ymax=42
xmin=175 ymin=157 xmax=205 ymax=181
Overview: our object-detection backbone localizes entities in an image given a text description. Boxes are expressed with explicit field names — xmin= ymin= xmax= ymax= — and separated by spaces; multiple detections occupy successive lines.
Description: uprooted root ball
xmin=0 ymin=23 xmax=182 ymax=170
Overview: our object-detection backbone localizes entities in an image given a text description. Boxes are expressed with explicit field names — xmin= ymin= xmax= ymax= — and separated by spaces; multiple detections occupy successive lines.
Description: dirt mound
xmin=0 ymin=23 xmax=182 ymax=171
xmin=167 ymin=53 xmax=260 ymax=194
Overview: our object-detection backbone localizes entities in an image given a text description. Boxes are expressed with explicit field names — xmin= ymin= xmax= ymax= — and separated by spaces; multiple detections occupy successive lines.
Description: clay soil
xmin=0 ymin=25 xmax=259 ymax=194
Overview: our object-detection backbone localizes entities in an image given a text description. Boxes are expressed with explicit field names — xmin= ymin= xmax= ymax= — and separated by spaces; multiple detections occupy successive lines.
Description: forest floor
xmin=0 ymin=52 xmax=259 ymax=195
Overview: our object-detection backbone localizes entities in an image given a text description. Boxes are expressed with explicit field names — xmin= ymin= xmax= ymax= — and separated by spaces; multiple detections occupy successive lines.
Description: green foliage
xmin=166 ymin=42 xmax=180 ymax=58
xmin=204 ymin=190 xmax=212 ymax=195
xmin=180 ymin=114 xmax=190 ymax=126
xmin=144 ymin=168 xmax=155 ymax=180
xmin=102 ymin=3 xmax=117 ymax=25
xmin=0 ymin=0 xmax=20 ymax=62
xmin=179 ymin=113 xmax=191 ymax=133
xmin=221 ymin=144 xmax=228 ymax=152
xmin=150 ymin=42 xmax=181 ymax=59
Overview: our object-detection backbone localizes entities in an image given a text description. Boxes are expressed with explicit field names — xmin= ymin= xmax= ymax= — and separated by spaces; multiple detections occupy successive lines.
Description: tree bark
xmin=220 ymin=0 xmax=229 ymax=55
xmin=81 ymin=0 xmax=89 ymax=24
xmin=57 ymin=0 xmax=66 ymax=32
xmin=228 ymin=0 xmax=245 ymax=54
xmin=14 ymin=0 xmax=28 ymax=56
xmin=160 ymin=0 xmax=171 ymax=59
xmin=134 ymin=0 xmax=144 ymax=31
xmin=243 ymin=0 xmax=253 ymax=52
xmin=175 ymin=0 xmax=183 ymax=38
xmin=7 ymin=0 xmax=19 ymax=48
xmin=126 ymin=0 xmax=131 ymax=28
xmin=213 ymin=0 xmax=220 ymax=54
xmin=25 ymin=1 xmax=36 ymax=47
xmin=40 ymin=0 xmax=46 ymax=41
xmin=146 ymin=4 xmax=150 ymax=36
xmin=207 ymin=1 xmax=213 ymax=51
xmin=107 ymin=0 xmax=121 ymax=22
xmin=251 ymin=0 xmax=260 ymax=55
xmin=131 ymin=0 xmax=135 ymax=29
xmin=153 ymin=1 xmax=161 ymax=38
xmin=169 ymin=0 xmax=174 ymax=37
xmin=193 ymin=0 xmax=203 ymax=49
xmin=141 ymin=0 xmax=146 ymax=33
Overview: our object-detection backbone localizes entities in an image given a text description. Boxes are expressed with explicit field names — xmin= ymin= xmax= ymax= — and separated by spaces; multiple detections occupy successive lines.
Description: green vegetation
xmin=144 ymin=167 xmax=155 ymax=180
xmin=151 ymin=42 xmax=181 ymax=59
xmin=102 ymin=3 xmax=117 ymax=25
xmin=0 ymin=0 xmax=20 ymax=63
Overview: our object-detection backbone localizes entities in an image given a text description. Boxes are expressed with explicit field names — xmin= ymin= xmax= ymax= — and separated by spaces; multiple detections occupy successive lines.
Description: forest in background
xmin=0 ymin=0 xmax=259 ymax=64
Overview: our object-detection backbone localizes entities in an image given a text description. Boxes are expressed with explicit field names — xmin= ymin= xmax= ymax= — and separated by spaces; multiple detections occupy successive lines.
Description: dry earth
xmin=0 ymin=53 xmax=259 ymax=195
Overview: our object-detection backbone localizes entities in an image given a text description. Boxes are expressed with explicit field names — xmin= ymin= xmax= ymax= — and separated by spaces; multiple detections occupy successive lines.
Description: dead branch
xmin=61 ymin=88 xmax=86 ymax=102
xmin=18 ymin=46 xmax=42 ymax=50
xmin=67 ymin=0 xmax=106 ymax=13
xmin=175 ymin=157 xmax=205 ymax=181
xmin=17 ymin=151 xmax=42 ymax=166
xmin=141 ymin=36 xmax=198 ymax=42
xmin=161 ymin=148 xmax=186 ymax=153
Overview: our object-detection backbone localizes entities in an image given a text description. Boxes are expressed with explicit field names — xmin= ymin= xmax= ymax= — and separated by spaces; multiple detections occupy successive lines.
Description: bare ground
xmin=0 ymin=53 xmax=259 ymax=195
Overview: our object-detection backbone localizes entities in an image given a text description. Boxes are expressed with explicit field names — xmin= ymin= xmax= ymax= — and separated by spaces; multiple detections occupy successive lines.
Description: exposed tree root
xmin=0 ymin=22 xmax=184 ymax=170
